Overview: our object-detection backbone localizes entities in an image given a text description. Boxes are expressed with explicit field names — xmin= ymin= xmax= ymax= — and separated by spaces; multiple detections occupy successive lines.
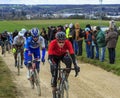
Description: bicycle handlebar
xmin=57 ymin=68 xmax=75 ymax=70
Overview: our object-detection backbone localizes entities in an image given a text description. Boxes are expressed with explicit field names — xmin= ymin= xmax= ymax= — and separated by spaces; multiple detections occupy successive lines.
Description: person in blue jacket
xmin=24 ymin=28 xmax=46 ymax=79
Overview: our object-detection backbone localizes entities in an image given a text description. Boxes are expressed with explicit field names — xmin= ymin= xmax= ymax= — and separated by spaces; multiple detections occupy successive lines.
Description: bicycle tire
xmin=34 ymin=70 xmax=41 ymax=96
xmin=30 ymin=76 xmax=34 ymax=89
xmin=56 ymin=83 xmax=61 ymax=98
xmin=60 ymin=83 xmax=65 ymax=98
xmin=64 ymin=80 xmax=69 ymax=98
xmin=17 ymin=52 xmax=21 ymax=75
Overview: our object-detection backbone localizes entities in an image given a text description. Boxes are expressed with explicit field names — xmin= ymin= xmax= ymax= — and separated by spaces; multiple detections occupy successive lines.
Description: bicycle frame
xmin=28 ymin=60 xmax=41 ymax=96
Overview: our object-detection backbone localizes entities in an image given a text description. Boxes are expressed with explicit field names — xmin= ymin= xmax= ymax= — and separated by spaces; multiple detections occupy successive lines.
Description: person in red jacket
xmin=48 ymin=31 xmax=80 ymax=97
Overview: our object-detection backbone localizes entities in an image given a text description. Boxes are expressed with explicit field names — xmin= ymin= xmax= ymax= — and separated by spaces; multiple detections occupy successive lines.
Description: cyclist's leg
xmin=20 ymin=48 xmax=24 ymax=68
xmin=1 ymin=41 xmax=4 ymax=54
xmin=33 ymin=47 xmax=40 ymax=73
xmin=51 ymin=71 xmax=58 ymax=98
xmin=27 ymin=49 xmax=33 ymax=79
xmin=24 ymin=50 xmax=29 ymax=67
xmin=62 ymin=54 xmax=72 ymax=79
xmin=14 ymin=49 xmax=17 ymax=67
xmin=50 ymin=58 xmax=59 ymax=97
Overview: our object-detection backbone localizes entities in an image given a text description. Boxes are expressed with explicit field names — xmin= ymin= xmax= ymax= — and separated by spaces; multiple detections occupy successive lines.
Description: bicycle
xmin=28 ymin=59 xmax=41 ymax=96
xmin=53 ymin=65 xmax=76 ymax=98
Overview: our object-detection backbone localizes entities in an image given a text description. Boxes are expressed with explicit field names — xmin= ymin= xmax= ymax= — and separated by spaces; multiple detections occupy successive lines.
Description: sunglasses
xmin=33 ymin=36 xmax=38 ymax=38
xmin=58 ymin=41 xmax=65 ymax=44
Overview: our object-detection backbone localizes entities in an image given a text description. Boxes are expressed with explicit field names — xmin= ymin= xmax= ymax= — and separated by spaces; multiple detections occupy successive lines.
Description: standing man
xmin=106 ymin=21 xmax=118 ymax=64
xmin=96 ymin=26 xmax=106 ymax=62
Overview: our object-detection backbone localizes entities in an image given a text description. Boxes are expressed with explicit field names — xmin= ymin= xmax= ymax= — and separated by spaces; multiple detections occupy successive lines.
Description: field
xmin=0 ymin=19 xmax=120 ymax=98
xmin=1 ymin=19 xmax=120 ymax=32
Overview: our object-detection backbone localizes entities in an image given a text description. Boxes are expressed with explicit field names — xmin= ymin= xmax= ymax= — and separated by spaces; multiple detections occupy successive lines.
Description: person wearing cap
xmin=84 ymin=27 xmax=92 ymax=58
xmin=12 ymin=31 xmax=25 ymax=68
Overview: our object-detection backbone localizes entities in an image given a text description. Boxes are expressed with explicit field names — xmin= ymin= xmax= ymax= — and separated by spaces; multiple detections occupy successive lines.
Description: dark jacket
xmin=96 ymin=30 xmax=106 ymax=48
xmin=106 ymin=30 xmax=118 ymax=48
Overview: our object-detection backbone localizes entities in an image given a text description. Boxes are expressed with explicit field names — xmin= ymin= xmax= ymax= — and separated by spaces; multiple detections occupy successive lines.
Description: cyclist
xmin=0 ymin=31 xmax=9 ymax=55
xmin=24 ymin=28 xmax=46 ymax=79
xmin=48 ymin=31 xmax=80 ymax=97
xmin=12 ymin=31 xmax=25 ymax=68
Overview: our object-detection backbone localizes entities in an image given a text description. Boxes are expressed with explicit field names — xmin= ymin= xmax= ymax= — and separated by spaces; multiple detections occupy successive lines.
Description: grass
xmin=1 ymin=19 xmax=120 ymax=32
xmin=0 ymin=57 xmax=17 ymax=98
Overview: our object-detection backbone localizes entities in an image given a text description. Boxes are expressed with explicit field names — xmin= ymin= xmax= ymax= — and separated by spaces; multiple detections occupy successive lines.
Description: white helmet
xmin=69 ymin=23 xmax=73 ymax=28
xmin=18 ymin=31 xmax=24 ymax=36
xmin=21 ymin=28 xmax=27 ymax=34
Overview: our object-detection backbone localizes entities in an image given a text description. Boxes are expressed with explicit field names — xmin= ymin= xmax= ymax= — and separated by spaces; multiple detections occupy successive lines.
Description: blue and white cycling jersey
xmin=24 ymin=35 xmax=46 ymax=71
xmin=25 ymin=36 xmax=45 ymax=49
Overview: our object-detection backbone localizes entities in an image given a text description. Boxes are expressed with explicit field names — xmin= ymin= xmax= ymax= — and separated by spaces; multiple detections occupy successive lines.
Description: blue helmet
xmin=31 ymin=28 xmax=39 ymax=37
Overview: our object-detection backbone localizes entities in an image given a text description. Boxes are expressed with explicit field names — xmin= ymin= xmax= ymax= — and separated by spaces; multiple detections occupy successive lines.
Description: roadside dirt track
xmin=1 ymin=50 xmax=120 ymax=98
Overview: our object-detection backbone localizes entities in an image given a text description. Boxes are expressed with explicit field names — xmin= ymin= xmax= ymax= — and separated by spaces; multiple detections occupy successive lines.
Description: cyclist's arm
xmin=70 ymin=54 xmax=77 ymax=66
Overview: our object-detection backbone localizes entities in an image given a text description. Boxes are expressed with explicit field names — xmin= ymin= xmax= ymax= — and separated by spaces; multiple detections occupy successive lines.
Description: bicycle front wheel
xmin=17 ymin=52 xmax=21 ymax=75
xmin=34 ymin=70 xmax=41 ymax=96
xmin=59 ymin=80 xmax=69 ymax=98
xmin=60 ymin=83 xmax=64 ymax=98
xmin=64 ymin=80 xmax=69 ymax=98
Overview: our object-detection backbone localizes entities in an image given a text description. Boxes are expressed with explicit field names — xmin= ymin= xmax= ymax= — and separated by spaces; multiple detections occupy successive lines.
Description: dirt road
xmin=1 ymin=51 xmax=120 ymax=98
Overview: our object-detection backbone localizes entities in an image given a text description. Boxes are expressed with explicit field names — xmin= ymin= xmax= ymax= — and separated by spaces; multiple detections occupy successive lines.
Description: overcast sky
xmin=0 ymin=0 xmax=120 ymax=5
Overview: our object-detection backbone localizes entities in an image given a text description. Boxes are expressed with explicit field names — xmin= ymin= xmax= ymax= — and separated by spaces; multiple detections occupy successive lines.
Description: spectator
xmin=75 ymin=23 xmax=84 ymax=56
xmin=96 ymin=26 xmax=106 ymax=62
xmin=105 ymin=22 xmax=118 ymax=64
xmin=91 ymin=26 xmax=99 ymax=59
xmin=41 ymin=28 xmax=49 ymax=49
xmin=84 ymin=27 xmax=92 ymax=58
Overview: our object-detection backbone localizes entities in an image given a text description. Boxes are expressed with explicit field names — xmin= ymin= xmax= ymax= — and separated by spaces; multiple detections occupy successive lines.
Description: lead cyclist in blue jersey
xmin=24 ymin=28 xmax=46 ymax=79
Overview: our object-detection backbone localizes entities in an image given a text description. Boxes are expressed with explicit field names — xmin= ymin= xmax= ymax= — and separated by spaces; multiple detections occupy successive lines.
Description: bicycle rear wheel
xmin=34 ymin=70 xmax=41 ymax=96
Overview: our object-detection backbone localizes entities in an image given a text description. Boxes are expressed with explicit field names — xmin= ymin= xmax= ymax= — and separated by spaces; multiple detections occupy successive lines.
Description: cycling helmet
xmin=55 ymin=31 xmax=66 ymax=41
xmin=18 ymin=31 xmax=24 ymax=36
xmin=69 ymin=23 xmax=73 ymax=28
xmin=31 ymin=28 xmax=39 ymax=37
xmin=85 ymin=27 xmax=90 ymax=31
xmin=21 ymin=28 xmax=27 ymax=34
